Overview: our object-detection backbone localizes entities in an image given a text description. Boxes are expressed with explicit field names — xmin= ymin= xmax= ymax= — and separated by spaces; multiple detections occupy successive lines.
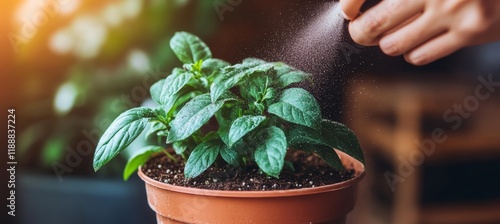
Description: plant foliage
xmin=93 ymin=32 xmax=364 ymax=180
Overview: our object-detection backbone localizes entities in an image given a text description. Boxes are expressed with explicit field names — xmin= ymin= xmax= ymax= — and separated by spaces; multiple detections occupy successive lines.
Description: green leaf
xmin=268 ymin=88 xmax=321 ymax=129
xmin=263 ymin=87 xmax=277 ymax=102
xmin=145 ymin=121 xmax=167 ymax=140
xmin=94 ymin=108 xmax=156 ymax=171
xmin=218 ymin=128 xmax=230 ymax=146
xmin=160 ymin=68 xmax=194 ymax=105
xmin=210 ymin=59 xmax=274 ymax=102
xmin=169 ymin=90 xmax=202 ymax=115
xmin=228 ymin=115 xmax=266 ymax=146
xmin=239 ymin=72 xmax=273 ymax=102
xmin=230 ymin=136 xmax=251 ymax=156
xmin=242 ymin=58 xmax=267 ymax=64
xmin=123 ymin=146 xmax=164 ymax=180
xmin=287 ymin=124 xmax=323 ymax=146
xmin=170 ymin=31 xmax=212 ymax=64
xmin=215 ymin=106 xmax=242 ymax=131
xmin=287 ymin=120 xmax=364 ymax=164
xmin=253 ymin=126 xmax=287 ymax=178
xmin=202 ymin=58 xmax=230 ymax=76
xmin=320 ymin=120 xmax=365 ymax=164
xmin=184 ymin=140 xmax=222 ymax=178
xmin=154 ymin=108 xmax=167 ymax=119
xmin=308 ymin=144 xmax=343 ymax=170
xmin=167 ymin=94 xmax=228 ymax=142
xmin=192 ymin=60 xmax=203 ymax=72
xmin=162 ymin=91 xmax=183 ymax=114
xmin=273 ymin=62 xmax=311 ymax=88
xmin=150 ymin=79 xmax=164 ymax=105
xmin=202 ymin=131 xmax=219 ymax=141
xmin=220 ymin=145 xmax=239 ymax=166
xmin=173 ymin=141 xmax=188 ymax=155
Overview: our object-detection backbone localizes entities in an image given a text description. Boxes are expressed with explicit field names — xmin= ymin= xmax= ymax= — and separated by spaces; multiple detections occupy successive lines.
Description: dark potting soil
xmin=142 ymin=150 xmax=356 ymax=191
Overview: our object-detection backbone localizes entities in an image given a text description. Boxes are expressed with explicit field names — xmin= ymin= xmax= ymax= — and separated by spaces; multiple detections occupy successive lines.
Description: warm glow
xmin=54 ymin=82 xmax=78 ymax=115
xmin=128 ymin=49 xmax=150 ymax=74
xmin=70 ymin=15 xmax=107 ymax=59
xmin=121 ymin=0 xmax=142 ymax=18
xmin=101 ymin=4 xmax=123 ymax=27
xmin=49 ymin=28 xmax=73 ymax=54
xmin=15 ymin=0 xmax=81 ymax=28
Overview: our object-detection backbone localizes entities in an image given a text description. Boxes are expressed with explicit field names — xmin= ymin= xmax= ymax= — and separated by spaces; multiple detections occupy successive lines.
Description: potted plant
xmin=93 ymin=31 xmax=365 ymax=224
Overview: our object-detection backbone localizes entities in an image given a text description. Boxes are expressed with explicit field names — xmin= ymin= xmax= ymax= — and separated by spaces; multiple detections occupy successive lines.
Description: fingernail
xmin=408 ymin=53 xmax=425 ymax=65
xmin=341 ymin=9 xmax=353 ymax=20
xmin=380 ymin=39 xmax=397 ymax=55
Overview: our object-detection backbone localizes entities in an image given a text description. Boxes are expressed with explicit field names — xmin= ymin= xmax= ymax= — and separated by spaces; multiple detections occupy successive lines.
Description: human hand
xmin=339 ymin=0 xmax=365 ymax=20
xmin=340 ymin=0 xmax=500 ymax=65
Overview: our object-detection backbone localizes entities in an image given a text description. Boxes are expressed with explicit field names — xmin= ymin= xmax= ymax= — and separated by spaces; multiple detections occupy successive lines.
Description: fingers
xmin=340 ymin=0 xmax=365 ymax=20
xmin=349 ymin=0 xmax=425 ymax=46
xmin=344 ymin=0 xmax=500 ymax=66
xmin=404 ymin=32 xmax=465 ymax=66
xmin=379 ymin=13 xmax=447 ymax=56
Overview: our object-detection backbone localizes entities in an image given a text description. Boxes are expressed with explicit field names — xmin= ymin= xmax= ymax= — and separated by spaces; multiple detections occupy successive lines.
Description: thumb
xmin=340 ymin=0 xmax=366 ymax=20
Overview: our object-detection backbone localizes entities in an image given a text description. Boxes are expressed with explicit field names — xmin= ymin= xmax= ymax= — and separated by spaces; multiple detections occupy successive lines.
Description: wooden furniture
xmin=345 ymin=76 xmax=500 ymax=224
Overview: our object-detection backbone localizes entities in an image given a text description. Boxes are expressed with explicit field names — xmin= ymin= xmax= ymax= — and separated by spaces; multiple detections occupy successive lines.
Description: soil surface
xmin=142 ymin=151 xmax=356 ymax=191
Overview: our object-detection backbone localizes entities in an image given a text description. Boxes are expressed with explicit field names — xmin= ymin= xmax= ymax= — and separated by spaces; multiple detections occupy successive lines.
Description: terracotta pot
xmin=138 ymin=150 xmax=365 ymax=224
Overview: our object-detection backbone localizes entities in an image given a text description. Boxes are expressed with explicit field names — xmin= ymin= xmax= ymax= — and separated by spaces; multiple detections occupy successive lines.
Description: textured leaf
xmin=239 ymin=72 xmax=273 ymax=102
xmin=170 ymin=32 xmax=212 ymax=64
xmin=262 ymin=87 xmax=277 ymax=102
xmin=123 ymin=146 xmax=164 ymax=180
xmin=308 ymin=144 xmax=343 ymax=170
xmin=144 ymin=121 xmax=167 ymax=140
xmin=169 ymin=90 xmax=202 ymax=114
xmin=154 ymin=108 xmax=167 ymax=119
xmin=242 ymin=58 xmax=267 ymax=64
xmin=159 ymin=68 xmax=194 ymax=105
xmin=218 ymin=128 xmax=230 ymax=146
xmin=184 ymin=140 xmax=222 ymax=178
xmin=215 ymin=100 xmax=242 ymax=145
xmin=94 ymin=108 xmax=156 ymax=171
xmin=287 ymin=124 xmax=323 ymax=146
xmin=228 ymin=115 xmax=266 ymax=146
xmin=150 ymin=79 xmax=164 ymax=105
xmin=220 ymin=145 xmax=239 ymax=166
xmin=210 ymin=59 xmax=273 ymax=102
xmin=268 ymin=88 xmax=321 ymax=129
xmin=287 ymin=120 xmax=364 ymax=164
xmin=173 ymin=141 xmax=188 ymax=155
xmin=203 ymin=131 xmax=219 ymax=141
xmin=216 ymin=106 xmax=242 ymax=130
xmin=320 ymin=120 xmax=364 ymax=163
xmin=202 ymin=58 xmax=230 ymax=76
xmin=167 ymin=94 xmax=228 ymax=142
xmin=253 ymin=126 xmax=287 ymax=178
xmin=273 ymin=62 xmax=311 ymax=88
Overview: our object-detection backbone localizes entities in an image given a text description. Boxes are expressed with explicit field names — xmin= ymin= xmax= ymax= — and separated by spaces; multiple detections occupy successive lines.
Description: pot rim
xmin=138 ymin=150 xmax=365 ymax=198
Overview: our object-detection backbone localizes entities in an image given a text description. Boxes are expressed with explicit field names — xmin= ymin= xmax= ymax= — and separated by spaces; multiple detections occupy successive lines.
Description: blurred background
xmin=1 ymin=0 xmax=500 ymax=223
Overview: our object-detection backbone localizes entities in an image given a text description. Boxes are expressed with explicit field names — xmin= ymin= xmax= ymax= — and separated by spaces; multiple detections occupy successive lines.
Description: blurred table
xmin=345 ymin=75 xmax=500 ymax=224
